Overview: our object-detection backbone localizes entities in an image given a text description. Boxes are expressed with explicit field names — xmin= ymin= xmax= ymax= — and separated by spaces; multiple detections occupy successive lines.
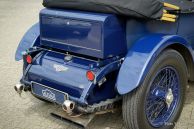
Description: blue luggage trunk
xmin=40 ymin=9 xmax=127 ymax=59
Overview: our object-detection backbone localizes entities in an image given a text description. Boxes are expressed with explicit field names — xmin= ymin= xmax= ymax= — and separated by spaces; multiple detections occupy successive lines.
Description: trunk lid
xmin=40 ymin=9 xmax=127 ymax=59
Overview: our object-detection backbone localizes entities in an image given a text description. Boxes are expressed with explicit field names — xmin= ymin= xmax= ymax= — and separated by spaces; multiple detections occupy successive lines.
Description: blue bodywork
xmin=40 ymin=9 xmax=127 ymax=59
xmin=117 ymin=15 xmax=194 ymax=94
xmin=117 ymin=34 xmax=194 ymax=94
xmin=15 ymin=23 xmax=40 ymax=61
xmin=23 ymin=50 xmax=121 ymax=104
xmin=15 ymin=8 xmax=194 ymax=105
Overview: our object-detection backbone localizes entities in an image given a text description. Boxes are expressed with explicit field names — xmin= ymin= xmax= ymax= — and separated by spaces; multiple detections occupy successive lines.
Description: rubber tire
xmin=122 ymin=49 xmax=188 ymax=129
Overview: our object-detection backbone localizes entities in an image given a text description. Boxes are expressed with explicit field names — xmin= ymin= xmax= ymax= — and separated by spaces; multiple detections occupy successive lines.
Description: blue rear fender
xmin=116 ymin=34 xmax=194 ymax=95
xmin=15 ymin=23 xmax=40 ymax=61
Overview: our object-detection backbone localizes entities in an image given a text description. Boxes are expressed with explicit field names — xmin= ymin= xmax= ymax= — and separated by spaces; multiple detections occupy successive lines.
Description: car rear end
xmin=15 ymin=8 xmax=127 ymax=114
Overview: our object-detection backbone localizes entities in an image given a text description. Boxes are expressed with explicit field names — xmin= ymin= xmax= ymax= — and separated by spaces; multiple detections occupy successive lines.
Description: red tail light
xmin=86 ymin=71 xmax=95 ymax=81
xmin=26 ymin=55 xmax=32 ymax=64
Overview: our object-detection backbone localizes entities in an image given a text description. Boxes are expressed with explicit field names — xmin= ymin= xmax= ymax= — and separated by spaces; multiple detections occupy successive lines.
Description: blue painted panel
xmin=116 ymin=34 xmax=194 ymax=95
xmin=125 ymin=19 xmax=178 ymax=48
xmin=41 ymin=16 xmax=102 ymax=50
xmin=23 ymin=50 xmax=121 ymax=104
xmin=26 ymin=51 xmax=91 ymax=98
xmin=177 ymin=13 xmax=194 ymax=51
xmin=116 ymin=16 xmax=194 ymax=95
xmin=87 ymin=71 xmax=118 ymax=104
xmin=40 ymin=8 xmax=127 ymax=59
xmin=15 ymin=23 xmax=40 ymax=61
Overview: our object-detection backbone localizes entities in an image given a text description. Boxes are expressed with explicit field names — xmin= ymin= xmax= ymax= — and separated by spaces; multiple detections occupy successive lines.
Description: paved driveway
xmin=0 ymin=0 xmax=194 ymax=129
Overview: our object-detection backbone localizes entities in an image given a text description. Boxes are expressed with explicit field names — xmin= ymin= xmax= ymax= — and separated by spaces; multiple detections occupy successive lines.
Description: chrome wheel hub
xmin=166 ymin=88 xmax=174 ymax=108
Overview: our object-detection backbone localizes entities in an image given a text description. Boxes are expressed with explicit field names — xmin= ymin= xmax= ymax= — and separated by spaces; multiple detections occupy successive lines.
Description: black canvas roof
xmin=43 ymin=0 xmax=194 ymax=19
xmin=162 ymin=0 xmax=194 ymax=13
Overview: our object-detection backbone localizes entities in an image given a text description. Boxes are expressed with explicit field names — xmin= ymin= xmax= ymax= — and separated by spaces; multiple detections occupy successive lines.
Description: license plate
xmin=31 ymin=82 xmax=68 ymax=104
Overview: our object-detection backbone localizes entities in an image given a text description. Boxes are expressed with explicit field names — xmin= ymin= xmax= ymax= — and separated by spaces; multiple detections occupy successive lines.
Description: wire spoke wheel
xmin=122 ymin=49 xmax=187 ymax=129
xmin=145 ymin=67 xmax=180 ymax=127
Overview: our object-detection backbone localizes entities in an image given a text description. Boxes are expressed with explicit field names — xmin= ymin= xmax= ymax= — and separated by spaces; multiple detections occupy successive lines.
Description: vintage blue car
xmin=15 ymin=0 xmax=194 ymax=129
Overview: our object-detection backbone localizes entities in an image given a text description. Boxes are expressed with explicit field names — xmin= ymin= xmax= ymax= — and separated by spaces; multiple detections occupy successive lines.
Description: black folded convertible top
xmin=43 ymin=0 xmax=194 ymax=19
xmin=163 ymin=0 xmax=194 ymax=13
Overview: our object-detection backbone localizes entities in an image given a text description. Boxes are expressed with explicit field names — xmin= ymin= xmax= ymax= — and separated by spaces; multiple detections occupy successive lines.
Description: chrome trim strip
xmin=42 ymin=38 xmax=101 ymax=52
xmin=36 ymin=47 xmax=99 ymax=62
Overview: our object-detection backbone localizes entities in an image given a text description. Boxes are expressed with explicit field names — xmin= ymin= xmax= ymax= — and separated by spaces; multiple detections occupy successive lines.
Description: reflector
xmin=26 ymin=55 xmax=32 ymax=64
xmin=86 ymin=71 xmax=95 ymax=81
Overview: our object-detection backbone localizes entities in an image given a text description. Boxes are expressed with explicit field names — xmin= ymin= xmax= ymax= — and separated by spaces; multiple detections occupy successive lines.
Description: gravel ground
xmin=0 ymin=0 xmax=194 ymax=129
